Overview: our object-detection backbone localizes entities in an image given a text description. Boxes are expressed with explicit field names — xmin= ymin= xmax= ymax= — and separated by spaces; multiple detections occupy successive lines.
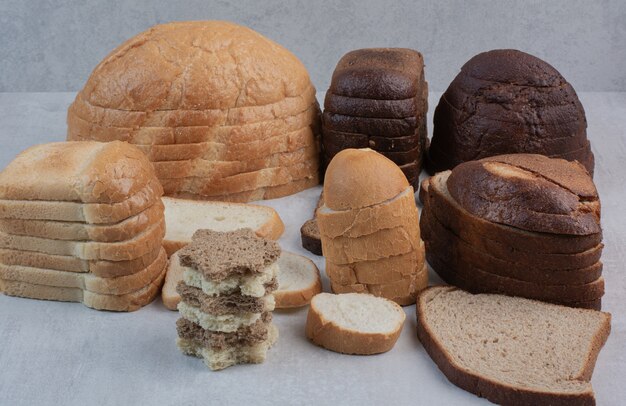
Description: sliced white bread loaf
xmin=0 ymin=262 xmax=166 ymax=311
xmin=274 ymin=251 xmax=322 ymax=309
xmin=0 ymin=248 xmax=166 ymax=295
xmin=317 ymin=186 xmax=417 ymax=238
xmin=416 ymin=286 xmax=611 ymax=405
xmin=0 ymin=219 xmax=165 ymax=261
xmin=306 ymin=292 xmax=406 ymax=355
xmin=162 ymin=197 xmax=284 ymax=256
xmin=0 ymin=201 xmax=164 ymax=242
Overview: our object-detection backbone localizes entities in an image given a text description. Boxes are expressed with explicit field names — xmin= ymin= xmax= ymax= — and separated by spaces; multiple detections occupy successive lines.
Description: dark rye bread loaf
xmin=176 ymin=313 xmax=272 ymax=351
xmin=420 ymin=209 xmax=603 ymax=285
xmin=324 ymin=79 xmax=428 ymax=118
xmin=447 ymin=155 xmax=601 ymax=235
xmin=426 ymin=172 xmax=602 ymax=254
xmin=416 ymin=286 xmax=611 ymax=405
xmin=178 ymin=228 xmax=281 ymax=281
xmin=329 ymin=48 xmax=424 ymax=99
xmin=428 ymin=49 xmax=594 ymax=174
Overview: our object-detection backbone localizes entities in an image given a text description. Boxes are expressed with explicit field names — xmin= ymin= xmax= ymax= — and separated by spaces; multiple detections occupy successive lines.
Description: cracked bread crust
xmin=178 ymin=228 xmax=280 ymax=282
xmin=447 ymin=155 xmax=600 ymax=235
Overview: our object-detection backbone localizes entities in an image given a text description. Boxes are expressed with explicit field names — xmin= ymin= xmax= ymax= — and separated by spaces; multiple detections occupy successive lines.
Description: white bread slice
xmin=325 ymin=242 xmax=425 ymax=285
xmin=0 ymin=201 xmax=164 ymax=242
xmin=0 ymin=248 xmax=166 ymax=295
xmin=0 ymin=245 xmax=161 ymax=278
xmin=416 ymin=286 xmax=611 ymax=405
xmin=162 ymin=197 xmax=284 ymax=256
xmin=152 ymin=144 xmax=318 ymax=180
xmin=135 ymin=126 xmax=315 ymax=162
xmin=0 ymin=141 xmax=157 ymax=204
xmin=162 ymin=252 xmax=184 ymax=310
xmin=0 ymin=219 xmax=165 ymax=261
xmin=69 ymin=84 xmax=316 ymax=127
xmin=320 ymin=223 xmax=421 ymax=265
xmin=274 ymin=251 xmax=322 ymax=309
xmin=0 ymin=179 xmax=162 ymax=224
xmin=68 ymin=102 xmax=319 ymax=145
xmin=0 ymin=261 xmax=166 ymax=311
xmin=167 ymin=175 xmax=320 ymax=203
xmin=159 ymin=159 xmax=319 ymax=197
xmin=317 ymin=187 xmax=418 ymax=238
xmin=183 ymin=263 xmax=278 ymax=298
xmin=177 ymin=323 xmax=278 ymax=371
xmin=330 ymin=263 xmax=428 ymax=306
xmin=305 ymin=292 xmax=406 ymax=355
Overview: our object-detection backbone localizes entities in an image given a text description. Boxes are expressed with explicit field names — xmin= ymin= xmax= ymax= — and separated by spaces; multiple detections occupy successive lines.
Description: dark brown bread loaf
xmin=329 ymin=48 xmax=424 ymax=99
xmin=426 ymin=172 xmax=602 ymax=254
xmin=427 ymin=49 xmax=594 ymax=174
xmin=447 ymin=155 xmax=601 ymax=235
xmin=421 ymin=208 xmax=603 ymax=285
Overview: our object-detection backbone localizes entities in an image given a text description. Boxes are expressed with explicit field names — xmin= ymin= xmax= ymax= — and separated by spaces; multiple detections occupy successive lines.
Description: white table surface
xmin=0 ymin=92 xmax=624 ymax=406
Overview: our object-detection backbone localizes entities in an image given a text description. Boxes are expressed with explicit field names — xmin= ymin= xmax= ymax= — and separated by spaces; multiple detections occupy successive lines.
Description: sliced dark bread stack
xmin=421 ymin=154 xmax=604 ymax=309
xmin=322 ymin=48 xmax=428 ymax=187
xmin=427 ymin=49 xmax=594 ymax=175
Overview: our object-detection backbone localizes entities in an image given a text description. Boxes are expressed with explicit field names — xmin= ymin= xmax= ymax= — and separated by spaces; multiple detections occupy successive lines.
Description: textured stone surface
xmin=0 ymin=91 xmax=624 ymax=405
xmin=0 ymin=0 xmax=625 ymax=92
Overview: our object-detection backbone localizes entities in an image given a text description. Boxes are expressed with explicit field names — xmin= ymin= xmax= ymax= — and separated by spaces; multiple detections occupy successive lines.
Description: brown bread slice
xmin=447 ymin=156 xmax=601 ymax=235
xmin=416 ymin=286 xmax=611 ymax=405
xmin=176 ymin=282 xmax=275 ymax=315
xmin=300 ymin=219 xmax=322 ymax=256
xmin=323 ymin=112 xmax=419 ymax=137
xmin=426 ymin=172 xmax=601 ymax=254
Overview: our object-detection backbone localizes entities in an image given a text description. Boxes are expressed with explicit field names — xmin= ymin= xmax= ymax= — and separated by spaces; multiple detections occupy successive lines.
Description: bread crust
xmin=426 ymin=172 xmax=602 ymax=254
xmin=305 ymin=293 xmax=405 ymax=355
xmin=415 ymin=286 xmax=611 ymax=405
xmin=274 ymin=253 xmax=322 ymax=309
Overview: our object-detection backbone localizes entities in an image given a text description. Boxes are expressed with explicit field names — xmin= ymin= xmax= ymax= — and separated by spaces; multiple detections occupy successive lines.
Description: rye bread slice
xmin=177 ymin=228 xmax=281 ymax=282
xmin=300 ymin=191 xmax=324 ymax=256
xmin=426 ymin=172 xmax=602 ymax=254
xmin=323 ymin=111 xmax=419 ymax=137
xmin=447 ymin=156 xmax=600 ymax=235
xmin=422 ymin=199 xmax=603 ymax=272
xmin=421 ymin=211 xmax=603 ymax=286
xmin=324 ymin=84 xmax=427 ymax=118
xmin=416 ymin=286 xmax=611 ymax=405
xmin=176 ymin=281 xmax=276 ymax=315
xmin=322 ymin=129 xmax=421 ymax=153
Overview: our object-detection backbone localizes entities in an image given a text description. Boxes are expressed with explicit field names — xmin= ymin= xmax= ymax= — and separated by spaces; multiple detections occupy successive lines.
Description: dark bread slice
xmin=323 ymin=140 xmax=420 ymax=165
xmin=300 ymin=192 xmax=324 ymax=256
xmin=323 ymin=112 xmax=419 ymax=137
xmin=427 ymin=172 xmax=601 ymax=253
xmin=423 ymin=235 xmax=605 ymax=305
xmin=176 ymin=282 xmax=275 ymax=315
xmin=322 ymin=129 xmax=421 ymax=153
xmin=416 ymin=286 xmax=611 ymax=405
xmin=324 ymin=79 xmax=428 ymax=118
xmin=447 ymin=156 xmax=601 ymax=235
xmin=177 ymin=228 xmax=281 ymax=282
xmin=176 ymin=313 xmax=271 ymax=351
xmin=329 ymin=48 xmax=424 ymax=100
xmin=421 ymin=208 xmax=603 ymax=285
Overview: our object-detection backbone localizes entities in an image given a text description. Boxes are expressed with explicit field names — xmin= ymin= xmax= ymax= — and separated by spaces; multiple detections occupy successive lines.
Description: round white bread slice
xmin=305 ymin=292 xmax=406 ymax=355
xmin=274 ymin=251 xmax=322 ymax=309
xmin=162 ymin=197 xmax=284 ymax=256
xmin=317 ymin=186 xmax=418 ymax=239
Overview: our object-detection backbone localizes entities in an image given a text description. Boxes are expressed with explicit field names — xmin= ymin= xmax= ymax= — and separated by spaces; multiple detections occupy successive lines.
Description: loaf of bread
xmin=421 ymin=154 xmax=604 ymax=308
xmin=322 ymin=48 xmax=428 ymax=186
xmin=416 ymin=286 xmax=611 ymax=405
xmin=0 ymin=141 xmax=167 ymax=311
xmin=427 ymin=49 xmax=594 ymax=174
xmin=317 ymin=149 xmax=426 ymax=305
xmin=67 ymin=21 xmax=320 ymax=202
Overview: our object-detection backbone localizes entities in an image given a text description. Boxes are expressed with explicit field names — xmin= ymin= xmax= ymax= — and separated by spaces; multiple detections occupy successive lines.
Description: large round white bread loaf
xmin=67 ymin=21 xmax=321 ymax=201
xmin=305 ymin=292 xmax=406 ymax=355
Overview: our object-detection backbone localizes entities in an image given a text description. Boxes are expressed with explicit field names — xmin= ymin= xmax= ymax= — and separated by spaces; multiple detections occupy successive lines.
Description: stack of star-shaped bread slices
xmin=0 ymin=141 xmax=167 ymax=311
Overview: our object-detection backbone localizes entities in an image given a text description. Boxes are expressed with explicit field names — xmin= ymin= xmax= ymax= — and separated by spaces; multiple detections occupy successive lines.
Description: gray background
xmin=1 ymin=0 xmax=625 ymax=93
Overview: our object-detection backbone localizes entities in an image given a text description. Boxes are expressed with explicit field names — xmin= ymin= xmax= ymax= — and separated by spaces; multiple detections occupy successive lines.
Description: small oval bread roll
xmin=305 ymin=292 xmax=406 ymax=355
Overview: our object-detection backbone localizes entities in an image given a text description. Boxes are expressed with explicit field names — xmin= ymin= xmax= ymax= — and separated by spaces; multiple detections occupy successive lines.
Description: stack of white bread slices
xmin=175 ymin=229 xmax=279 ymax=370
xmin=317 ymin=149 xmax=427 ymax=305
xmin=0 ymin=141 xmax=167 ymax=311
xmin=67 ymin=21 xmax=321 ymax=202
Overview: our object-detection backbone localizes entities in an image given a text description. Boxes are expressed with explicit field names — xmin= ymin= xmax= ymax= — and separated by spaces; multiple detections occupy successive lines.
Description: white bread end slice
xmin=416 ymin=286 xmax=611 ymax=405
xmin=274 ymin=251 xmax=322 ymax=309
xmin=306 ymin=292 xmax=406 ymax=355
xmin=162 ymin=197 xmax=284 ymax=256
